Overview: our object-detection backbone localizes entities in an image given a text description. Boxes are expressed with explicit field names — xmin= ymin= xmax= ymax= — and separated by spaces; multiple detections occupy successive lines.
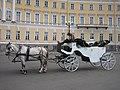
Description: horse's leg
xmin=20 ymin=56 xmax=27 ymax=74
xmin=39 ymin=59 xmax=44 ymax=73
xmin=43 ymin=58 xmax=47 ymax=73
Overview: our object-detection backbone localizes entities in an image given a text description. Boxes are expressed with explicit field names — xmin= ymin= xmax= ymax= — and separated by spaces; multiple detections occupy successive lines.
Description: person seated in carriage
xmin=57 ymin=32 xmax=75 ymax=45
xmin=57 ymin=32 xmax=110 ymax=49
xmin=90 ymin=40 xmax=110 ymax=47
xmin=57 ymin=32 xmax=91 ymax=48
xmin=57 ymin=32 xmax=75 ymax=52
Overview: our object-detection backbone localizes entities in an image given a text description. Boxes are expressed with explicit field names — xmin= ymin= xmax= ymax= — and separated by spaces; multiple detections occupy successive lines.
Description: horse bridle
xmin=6 ymin=44 xmax=22 ymax=62
xmin=6 ymin=44 xmax=16 ymax=55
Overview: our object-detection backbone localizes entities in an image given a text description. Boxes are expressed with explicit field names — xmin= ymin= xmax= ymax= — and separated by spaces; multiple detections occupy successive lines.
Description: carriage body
xmin=61 ymin=42 xmax=106 ymax=63
xmin=57 ymin=42 xmax=116 ymax=72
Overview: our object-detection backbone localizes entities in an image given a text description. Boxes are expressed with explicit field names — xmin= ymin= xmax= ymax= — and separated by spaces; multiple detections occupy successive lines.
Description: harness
xmin=11 ymin=46 xmax=44 ymax=63
xmin=12 ymin=45 xmax=22 ymax=63
xmin=11 ymin=46 xmax=30 ymax=63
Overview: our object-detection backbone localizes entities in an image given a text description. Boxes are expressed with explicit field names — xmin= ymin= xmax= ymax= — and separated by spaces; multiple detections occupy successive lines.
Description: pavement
xmin=0 ymin=53 xmax=120 ymax=90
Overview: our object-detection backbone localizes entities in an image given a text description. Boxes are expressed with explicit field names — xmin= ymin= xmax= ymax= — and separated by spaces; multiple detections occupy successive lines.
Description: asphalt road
xmin=0 ymin=53 xmax=120 ymax=90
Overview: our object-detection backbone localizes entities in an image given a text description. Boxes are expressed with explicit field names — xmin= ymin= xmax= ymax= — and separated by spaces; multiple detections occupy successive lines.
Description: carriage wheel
xmin=64 ymin=54 xmax=79 ymax=72
xmin=100 ymin=52 xmax=116 ymax=70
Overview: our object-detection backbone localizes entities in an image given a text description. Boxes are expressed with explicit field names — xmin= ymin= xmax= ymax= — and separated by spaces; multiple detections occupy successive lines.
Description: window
xmin=117 ymin=5 xmax=120 ymax=11
xmin=118 ymin=17 xmax=120 ymax=26
xmin=6 ymin=9 xmax=12 ymax=20
xmin=108 ymin=17 xmax=113 ymax=26
xmin=53 ymin=2 xmax=57 ymax=8
xmin=70 ymin=15 xmax=75 ymax=25
xmin=61 ymin=15 xmax=66 ymax=25
xmin=90 ymin=33 xmax=94 ymax=40
xmin=71 ymin=4 xmax=74 ymax=10
xmin=100 ymin=33 xmax=103 ymax=41
xmin=53 ymin=32 xmax=57 ymax=41
xmin=44 ymin=14 xmax=48 ymax=24
xmin=45 ymin=1 xmax=48 ymax=7
xmin=35 ymin=0 xmax=40 ymax=6
xmin=16 ymin=0 xmax=21 ymax=4
xmin=99 ymin=17 xmax=103 ymax=24
xmin=26 ymin=12 xmax=30 ymax=23
xmin=89 ymin=16 xmax=94 ymax=24
xmin=89 ymin=0 xmax=93 ymax=1
xmin=53 ymin=14 xmax=57 ymax=25
xmin=35 ymin=31 xmax=39 ymax=40
xmin=44 ymin=32 xmax=48 ymax=41
xmin=6 ymin=30 xmax=11 ymax=40
xmin=81 ymin=33 xmax=84 ymax=40
xmin=61 ymin=33 xmax=65 ymax=41
xmin=99 ymin=5 xmax=102 ymax=11
xmin=80 ymin=4 xmax=84 ymax=10
xmin=80 ymin=16 xmax=84 ymax=24
xmin=109 ymin=33 xmax=112 ymax=41
xmin=108 ymin=5 xmax=112 ymax=11
xmin=16 ymin=11 xmax=21 ymax=22
xmin=118 ymin=34 xmax=120 ymax=41
xmin=25 ymin=31 xmax=30 ymax=40
xmin=26 ymin=0 xmax=30 ymax=5
xmin=61 ymin=3 xmax=65 ymax=9
xmin=35 ymin=13 xmax=40 ymax=24
xmin=16 ymin=31 xmax=20 ymax=40
xmin=90 ymin=4 xmax=94 ymax=10
xmin=7 ymin=0 xmax=11 ymax=2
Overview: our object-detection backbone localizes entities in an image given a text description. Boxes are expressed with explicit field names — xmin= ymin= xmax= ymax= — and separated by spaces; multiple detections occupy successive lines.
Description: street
xmin=0 ymin=53 xmax=120 ymax=90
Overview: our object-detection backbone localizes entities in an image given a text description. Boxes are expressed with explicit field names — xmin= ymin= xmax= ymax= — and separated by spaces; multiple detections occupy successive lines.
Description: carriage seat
xmin=57 ymin=43 xmax=72 ymax=53
xmin=73 ymin=39 xmax=110 ymax=47
xmin=89 ymin=40 xmax=110 ymax=47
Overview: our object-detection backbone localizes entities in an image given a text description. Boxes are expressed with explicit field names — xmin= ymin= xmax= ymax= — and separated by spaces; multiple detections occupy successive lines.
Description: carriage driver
xmin=57 ymin=32 xmax=75 ymax=45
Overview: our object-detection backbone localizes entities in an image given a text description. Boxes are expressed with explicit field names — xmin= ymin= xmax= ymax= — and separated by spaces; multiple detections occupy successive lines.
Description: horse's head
xmin=5 ymin=42 xmax=16 ymax=56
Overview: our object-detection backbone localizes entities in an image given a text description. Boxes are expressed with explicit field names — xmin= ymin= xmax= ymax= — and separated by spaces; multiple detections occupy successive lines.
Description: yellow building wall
xmin=0 ymin=0 xmax=119 ymax=45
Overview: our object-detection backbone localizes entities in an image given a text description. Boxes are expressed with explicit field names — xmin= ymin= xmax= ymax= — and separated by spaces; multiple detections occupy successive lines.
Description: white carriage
xmin=55 ymin=42 xmax=116 ymax=72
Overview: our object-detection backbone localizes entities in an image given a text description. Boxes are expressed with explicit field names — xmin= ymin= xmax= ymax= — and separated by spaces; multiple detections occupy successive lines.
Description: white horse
xmin=5 ymin=42 xmax=48 ymax=74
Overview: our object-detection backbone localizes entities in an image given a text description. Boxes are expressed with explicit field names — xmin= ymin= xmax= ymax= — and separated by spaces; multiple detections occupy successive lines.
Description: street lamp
xmin=65 ymin=21 xmax=73 ymax=33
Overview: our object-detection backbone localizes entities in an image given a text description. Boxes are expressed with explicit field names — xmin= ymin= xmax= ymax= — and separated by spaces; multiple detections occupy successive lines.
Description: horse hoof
xmin=20 ymin=70 xmax=27 ymax=74
xmin=43 ymin=71 xmax=47 ymax=73
xmin=23 ymin=70 xmax=27 ymax=75
xmin=20 ymin=70 xmax=23 ymax=72
xmin=43 ymin=68 xmax=47 ymax=73
xmin=39 ymin=68 xmax=43 ymax=73
xmin=20 ymin=70 xmax=24 ymax=74
xmin=38 ymin=70 xmax=42 ymax=73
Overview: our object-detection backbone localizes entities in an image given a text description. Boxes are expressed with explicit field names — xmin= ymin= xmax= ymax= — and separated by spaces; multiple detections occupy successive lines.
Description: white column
xmin=2 ymin=0 xmax=6 ymax=21
xmin=12 ymin=0 xmax=15 ymax=22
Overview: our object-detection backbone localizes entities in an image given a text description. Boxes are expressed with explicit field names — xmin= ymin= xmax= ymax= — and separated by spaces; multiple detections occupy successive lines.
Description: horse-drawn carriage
xmin=51 ymin=40 xmax=116 ymax=72
xmin=5 ymin=40 xmax=116 ymax=74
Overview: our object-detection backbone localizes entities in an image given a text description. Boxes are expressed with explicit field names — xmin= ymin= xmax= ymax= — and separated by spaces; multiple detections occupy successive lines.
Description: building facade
xmin=0 ymin=0 xmax=120 ymax=50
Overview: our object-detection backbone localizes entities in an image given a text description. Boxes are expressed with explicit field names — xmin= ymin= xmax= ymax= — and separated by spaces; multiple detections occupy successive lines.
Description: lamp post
xmin=113 ymin=1 xmax=118 ymax=51
xmin=66 ymin=21 xmax=73 ymax=33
